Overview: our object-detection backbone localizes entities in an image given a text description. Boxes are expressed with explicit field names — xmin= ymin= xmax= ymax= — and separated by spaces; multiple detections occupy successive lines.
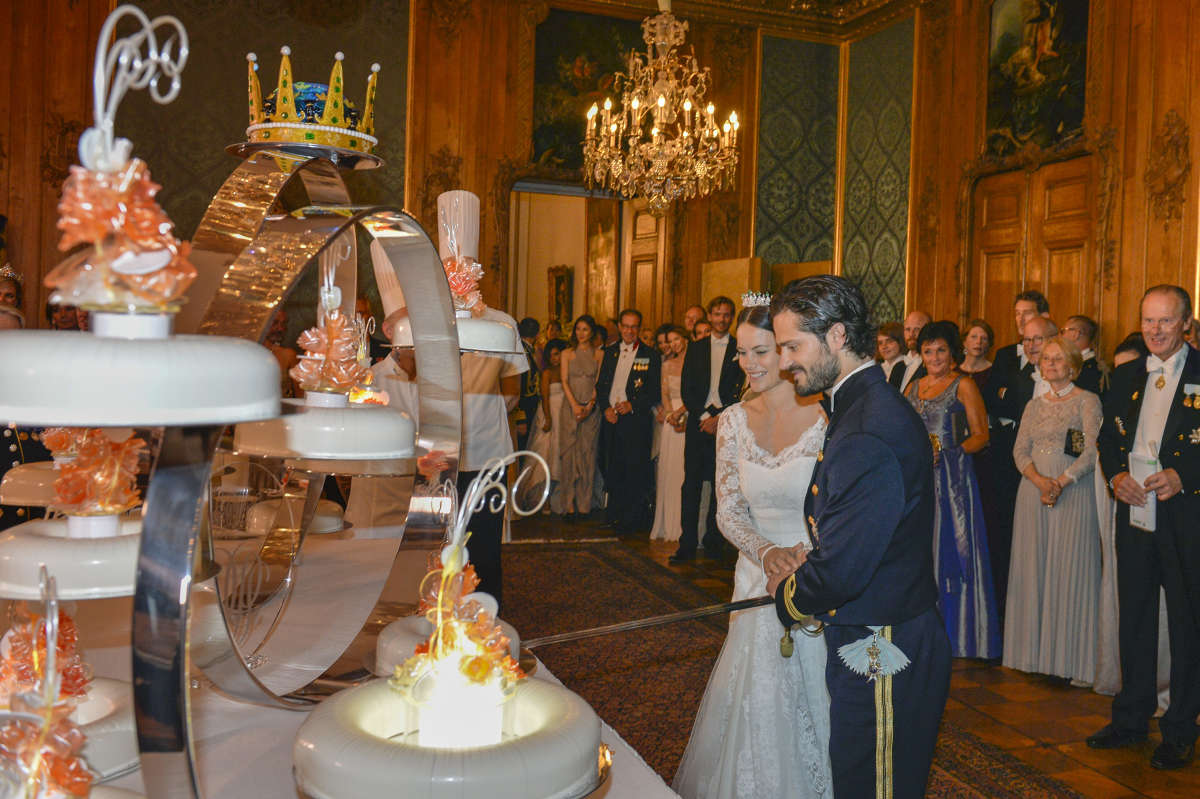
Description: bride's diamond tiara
xmin=741 ymin=290 xmax=771 ymax=308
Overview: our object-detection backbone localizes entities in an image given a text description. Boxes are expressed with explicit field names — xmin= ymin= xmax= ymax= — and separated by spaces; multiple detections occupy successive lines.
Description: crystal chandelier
xmin=582 ymin=0 xmax=739 ymax=216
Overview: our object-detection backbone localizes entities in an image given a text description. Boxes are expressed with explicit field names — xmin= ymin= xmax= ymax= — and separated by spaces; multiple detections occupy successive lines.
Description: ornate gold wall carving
xmin=1145 ymin=109 xmax=1191 ymax=225
xmin=430 ymin=0 xmax=475 ymax=43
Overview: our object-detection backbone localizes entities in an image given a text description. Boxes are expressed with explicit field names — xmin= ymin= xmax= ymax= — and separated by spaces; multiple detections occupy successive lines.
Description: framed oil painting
xmin=533 ymin=8 xmax=643 ymax=170
xmin=548 ymin=265 xmax=574 ymax=324
xmin=985 ymin=0 xmax=1089 ymax=158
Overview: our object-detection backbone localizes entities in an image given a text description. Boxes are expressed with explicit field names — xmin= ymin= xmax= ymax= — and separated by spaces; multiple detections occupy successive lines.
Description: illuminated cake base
xmin=0 ymin=518 xmax=141 ymax=599
xmin=292 ymin=678 xmax=605 ymax=799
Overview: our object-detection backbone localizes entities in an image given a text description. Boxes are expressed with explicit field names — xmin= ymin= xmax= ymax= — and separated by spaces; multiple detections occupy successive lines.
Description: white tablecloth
xmin=68 ymin=597 xmax=678 ymax=798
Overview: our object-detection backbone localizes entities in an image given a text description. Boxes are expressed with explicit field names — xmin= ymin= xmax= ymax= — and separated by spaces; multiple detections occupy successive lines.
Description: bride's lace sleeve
xmin=715 ymin=407 xmax=775 ymax=563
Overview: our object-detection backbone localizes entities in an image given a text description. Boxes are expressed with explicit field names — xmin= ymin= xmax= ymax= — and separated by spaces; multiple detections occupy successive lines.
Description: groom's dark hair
xmin=769 ymin=274 xmax=875 ymax=359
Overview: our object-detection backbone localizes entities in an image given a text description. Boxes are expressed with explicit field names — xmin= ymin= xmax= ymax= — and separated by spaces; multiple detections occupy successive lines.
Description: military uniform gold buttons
xmin=811 ymin=484 xmax=818 ymax=496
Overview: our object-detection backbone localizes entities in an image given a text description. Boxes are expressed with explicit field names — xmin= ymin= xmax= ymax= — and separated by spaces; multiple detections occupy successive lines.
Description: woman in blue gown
xmin=905 ymin=320 xmax=1001 ymax=659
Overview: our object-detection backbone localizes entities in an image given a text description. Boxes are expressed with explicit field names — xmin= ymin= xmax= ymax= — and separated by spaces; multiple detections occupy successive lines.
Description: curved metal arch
xmin=177 ymin=151 xmax=358 ymax=336
xmin=133 ymin=200 xmax=463 ymax=798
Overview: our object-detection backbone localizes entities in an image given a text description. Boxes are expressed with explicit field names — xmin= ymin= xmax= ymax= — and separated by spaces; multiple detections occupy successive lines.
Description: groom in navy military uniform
xmin=766 ymin=275 xmax=951 ymax=799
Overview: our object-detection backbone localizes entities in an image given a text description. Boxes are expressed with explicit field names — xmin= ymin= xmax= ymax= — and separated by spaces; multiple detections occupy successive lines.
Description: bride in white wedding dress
xmin=673 ymin=302 xmax=832 ymax=799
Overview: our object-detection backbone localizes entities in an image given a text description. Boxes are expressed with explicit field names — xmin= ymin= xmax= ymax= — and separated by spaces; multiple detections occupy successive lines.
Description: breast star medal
xmin=1191 ymin=428 xmax=1200 ymax=445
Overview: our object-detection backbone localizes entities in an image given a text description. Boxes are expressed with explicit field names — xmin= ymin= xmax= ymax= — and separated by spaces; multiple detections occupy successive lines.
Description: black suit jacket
xmin=984 ymin=342 xmax=1035 ymax=423
xmin=595 ymin=341 xmax=661 ymax=416
xmin=680 ymin=334 xmax=745 ymax=422
xmin=775 ymin=365 xmax=939 ymax=627
xmin=1099 ymin=348 xmax=1200 ymax=513
xmin=1077 ymin=355 xmax=1103 ymax=396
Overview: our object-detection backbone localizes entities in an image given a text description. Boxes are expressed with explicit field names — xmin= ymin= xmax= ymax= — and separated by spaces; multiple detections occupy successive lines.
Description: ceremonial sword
xmin=522 ymin=594 xmax=825 ymax=656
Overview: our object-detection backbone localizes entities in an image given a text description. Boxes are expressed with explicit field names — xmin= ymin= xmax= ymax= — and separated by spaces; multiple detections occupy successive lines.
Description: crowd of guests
xmin=873 ymin=286 xmax=1200 ymax=771
xmin=515 ymin=298 xmax=742 ymax=553
xmin=515 ymin=282 xmax=1200 ymax=772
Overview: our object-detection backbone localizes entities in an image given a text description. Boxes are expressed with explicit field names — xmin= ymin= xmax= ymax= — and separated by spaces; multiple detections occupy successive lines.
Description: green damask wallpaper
xmin=843 ymin=18 xmax=913 ymax=325
xmin=120 ymin=0 xmax=408 ymax=335
xmin=755 ymin=37 xmax=839 ymax=269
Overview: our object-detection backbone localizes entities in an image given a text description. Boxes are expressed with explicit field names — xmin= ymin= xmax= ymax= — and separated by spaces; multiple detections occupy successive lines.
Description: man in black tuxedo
xmin=1063 ymin=314 xmax=1103 ymax=395
xmin=767 ymin=275 xmax=950 ymax=799
xmin=671 ymin=296 xmax=745 ymax=562
xmin=982 ymin=289 xmax=1051 ymax=619
xmin=898 ymin=310 xmax=931 ymax=391
xmin=1088 ymin=285 xmax=1200 ymax=770
xmin=596 ymin=308 xmax=661 ymax=534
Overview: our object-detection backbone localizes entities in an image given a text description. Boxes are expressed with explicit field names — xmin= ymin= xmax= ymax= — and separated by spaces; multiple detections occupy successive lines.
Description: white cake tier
xmin=0 ymin=330 xmax=279 ymax=426
xmin=0 ymin=518 xmax=141 ymax=599
xmin=74 ymin=677 xmax=138 ymax=782
xmin=293 ymin=677 xmax=603 ymax=799
xmin=246 ymin=497 xmax=345 ymax=537
xmin=0 ymin=461 xmax=56 ymax=507
xmin=233 ymin=404 xmax=414 ymax=460
xmin=374 ymin=613 xmax=520 ymax=677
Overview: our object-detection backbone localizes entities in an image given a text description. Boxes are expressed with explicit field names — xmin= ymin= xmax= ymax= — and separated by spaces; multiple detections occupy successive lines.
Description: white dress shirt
xmin=1133 ymin=344 xmax=1188 ymax=458
xmin=899 ymin=351 xmax=922 ymax=392
xmin=704 ymin=334 xmax=731 ymax=412
xmin=608 ymin=342 xmax=638 ymax=406
xmin=883 ymin=356 xmax=904 ymax=381
xmin=1032 ymin=367 xmax=1050 ymax=399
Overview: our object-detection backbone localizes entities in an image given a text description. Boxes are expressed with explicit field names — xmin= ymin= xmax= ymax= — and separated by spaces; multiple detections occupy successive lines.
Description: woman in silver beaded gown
xmin=1003 ymin=336 xmax=1103 ymax=683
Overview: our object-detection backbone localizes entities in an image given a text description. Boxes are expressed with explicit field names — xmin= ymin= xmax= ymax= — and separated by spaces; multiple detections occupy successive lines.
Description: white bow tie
xmin=1146 ymin=354 xmax=1174 ymax=373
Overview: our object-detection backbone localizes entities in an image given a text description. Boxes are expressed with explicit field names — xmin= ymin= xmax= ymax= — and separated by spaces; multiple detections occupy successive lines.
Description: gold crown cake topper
xmin=246 ymin=46 xmax=380 ymax=154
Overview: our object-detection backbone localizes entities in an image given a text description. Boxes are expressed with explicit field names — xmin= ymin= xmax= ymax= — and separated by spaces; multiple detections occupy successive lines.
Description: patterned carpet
xmin=503 ymin=540 xmax=1085 ymax=797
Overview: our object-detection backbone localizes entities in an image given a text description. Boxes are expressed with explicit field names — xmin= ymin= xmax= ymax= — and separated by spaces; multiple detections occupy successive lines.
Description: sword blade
xmin=523 ymin=595 xmax=774 ymax=649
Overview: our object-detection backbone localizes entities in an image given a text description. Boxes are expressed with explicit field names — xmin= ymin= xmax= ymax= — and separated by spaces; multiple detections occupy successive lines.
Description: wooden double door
xmin=971 ymin=155 xmax=1096 ymax=348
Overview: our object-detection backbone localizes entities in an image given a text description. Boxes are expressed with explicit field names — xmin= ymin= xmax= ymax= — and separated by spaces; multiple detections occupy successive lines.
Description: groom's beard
xmin=788 ymin=346 xmax=841 ymax=397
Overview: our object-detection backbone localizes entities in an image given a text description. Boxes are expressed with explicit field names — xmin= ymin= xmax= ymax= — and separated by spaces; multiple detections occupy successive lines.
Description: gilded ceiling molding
xmin=430 ymin=0 xmax=475 ymax=44
xmin=1092 ymin=126 xmax=1118 ymax=290
xmin=561 ymin=0 xmax=915 ymax=41
xmin=1144 ymin=109 xmax=1190 ymax=225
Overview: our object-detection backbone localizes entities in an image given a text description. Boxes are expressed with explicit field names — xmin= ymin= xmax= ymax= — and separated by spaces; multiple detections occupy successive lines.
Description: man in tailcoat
xmin=596 ymin=308 xmax=661 ymax=534
xmin=671 ymin=296 xmax=744 ymax=562
xmin=982 ymin=288 xmax=1051 ymax=619
xmin=1087 ymin=285 xmax=1200 ymax=770
xmin=766 ymin=275 xmax=950 ymax=799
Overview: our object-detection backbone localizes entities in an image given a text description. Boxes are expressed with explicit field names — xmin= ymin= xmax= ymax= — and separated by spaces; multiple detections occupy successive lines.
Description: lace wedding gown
xmin=673 ymin=404 xmax=832 ymax=799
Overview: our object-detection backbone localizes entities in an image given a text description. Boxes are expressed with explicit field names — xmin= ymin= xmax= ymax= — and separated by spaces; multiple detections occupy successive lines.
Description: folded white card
xmin=1128 ymin=452 xmax=1158 ymax=532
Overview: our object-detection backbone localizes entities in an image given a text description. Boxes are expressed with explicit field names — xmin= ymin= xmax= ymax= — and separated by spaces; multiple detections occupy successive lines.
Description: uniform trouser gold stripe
xmin=875 ymin=625 xmax=894 ymax=799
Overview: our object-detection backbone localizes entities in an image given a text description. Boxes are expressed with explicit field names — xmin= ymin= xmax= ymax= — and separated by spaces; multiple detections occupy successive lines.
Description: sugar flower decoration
xmin=44 ymin=428 xmax=146 ymax=516
xmin=46 ymin=158 xmax=197 ymax=310
xmin=289 ymin=262 xmax=368 ymax=394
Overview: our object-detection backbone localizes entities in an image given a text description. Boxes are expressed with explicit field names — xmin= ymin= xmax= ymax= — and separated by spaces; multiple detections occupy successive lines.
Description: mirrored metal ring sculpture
xmin=133 ymin=150 xmax=462 ymax=798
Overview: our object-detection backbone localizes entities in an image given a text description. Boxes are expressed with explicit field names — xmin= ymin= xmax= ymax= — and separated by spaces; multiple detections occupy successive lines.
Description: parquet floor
xmin=512 ymin=513 xmax=1200 ymax=798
